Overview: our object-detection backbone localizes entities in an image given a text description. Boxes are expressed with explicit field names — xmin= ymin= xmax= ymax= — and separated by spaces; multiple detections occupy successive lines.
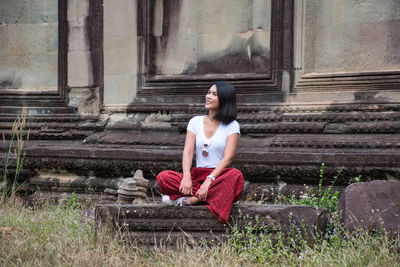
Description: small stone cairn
xmin=117 ymin=170 xmax=149 ymax=204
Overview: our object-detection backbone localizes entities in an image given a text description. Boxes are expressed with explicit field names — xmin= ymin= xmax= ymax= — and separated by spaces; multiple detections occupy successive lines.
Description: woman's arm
xmin=197 ymin=133 xmax=239 ymax=201
xmin=209 ymin=133 xmax=239 ymax=178
xmin=179 ymin=130 xmax=196 ymax=195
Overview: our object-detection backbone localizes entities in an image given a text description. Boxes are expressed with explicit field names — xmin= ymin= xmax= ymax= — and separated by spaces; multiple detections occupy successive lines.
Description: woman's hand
xmin=197 ymin=179 xmax=212 ymax=201
xmin=179 ymin=174 xmax=193 ymax=195
xmin=180 ymin=131 xmax=195 ymax=196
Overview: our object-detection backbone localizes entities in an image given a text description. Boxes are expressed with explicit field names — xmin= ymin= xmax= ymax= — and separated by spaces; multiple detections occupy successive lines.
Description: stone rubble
xmin=99 ymin=188 xmax=118 ymax=204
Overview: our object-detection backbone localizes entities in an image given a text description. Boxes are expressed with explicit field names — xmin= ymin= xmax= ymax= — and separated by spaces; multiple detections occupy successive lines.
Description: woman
xmin=157 ymin=81 xmax=244 ymax=223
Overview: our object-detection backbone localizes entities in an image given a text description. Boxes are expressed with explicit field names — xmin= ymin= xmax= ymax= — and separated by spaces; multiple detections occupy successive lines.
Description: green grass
xmin=0 ymin=199 xmax=399 ymax=267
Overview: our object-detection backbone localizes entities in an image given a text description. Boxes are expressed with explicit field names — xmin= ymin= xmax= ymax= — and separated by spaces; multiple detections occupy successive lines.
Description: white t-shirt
xmin=187 ymin=115 xmax=240 ymax=168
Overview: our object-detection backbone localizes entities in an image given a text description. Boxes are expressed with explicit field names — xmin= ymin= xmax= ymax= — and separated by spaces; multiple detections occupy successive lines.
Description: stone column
xmin=103 ymin=0 xmax=139 ymax=105
xmin=67 ymin=0 xmax=102 ymax=118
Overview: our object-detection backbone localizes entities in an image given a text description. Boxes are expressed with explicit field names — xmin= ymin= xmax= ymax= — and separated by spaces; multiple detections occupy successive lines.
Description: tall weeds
xmin=1 ymin=111 xmax=30 ymax=201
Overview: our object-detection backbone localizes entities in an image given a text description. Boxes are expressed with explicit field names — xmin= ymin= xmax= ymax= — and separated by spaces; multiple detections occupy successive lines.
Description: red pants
xmin=157 ymin=167 xmax=244 ymax=223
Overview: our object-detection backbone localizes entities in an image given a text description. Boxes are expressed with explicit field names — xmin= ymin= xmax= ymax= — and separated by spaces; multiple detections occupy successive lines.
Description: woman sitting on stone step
xmin=157 ymin=81 xmax=244 ymax=223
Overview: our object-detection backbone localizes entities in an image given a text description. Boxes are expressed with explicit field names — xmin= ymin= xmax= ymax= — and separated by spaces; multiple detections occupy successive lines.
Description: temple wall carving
xmin=104 ymin=0 xmax=288 ymax=107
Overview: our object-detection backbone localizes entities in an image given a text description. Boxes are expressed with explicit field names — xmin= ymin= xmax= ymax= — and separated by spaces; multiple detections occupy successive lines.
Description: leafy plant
xmin=350 ymin=174 xmax=362 ymax=184
xmin=63 ymin=193 xmax=84 ymax=210
xmin=275 ymin=163 xmax=341 ymax=213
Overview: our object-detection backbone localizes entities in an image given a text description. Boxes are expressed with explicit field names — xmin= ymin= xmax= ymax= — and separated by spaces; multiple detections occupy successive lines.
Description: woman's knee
xmin=229 ymin=168 xmax=244 ymax=180
xmin=156 ymin=170 xmax=170 ymax=185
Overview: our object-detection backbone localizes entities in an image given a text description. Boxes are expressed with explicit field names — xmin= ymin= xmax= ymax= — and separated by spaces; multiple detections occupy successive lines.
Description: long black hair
xmin=212 ymin=81 xmax=237 ymax=124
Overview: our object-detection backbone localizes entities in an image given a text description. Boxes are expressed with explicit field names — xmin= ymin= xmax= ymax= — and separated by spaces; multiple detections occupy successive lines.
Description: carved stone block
xmin=95 ymin=203 xmax=329 ymax=246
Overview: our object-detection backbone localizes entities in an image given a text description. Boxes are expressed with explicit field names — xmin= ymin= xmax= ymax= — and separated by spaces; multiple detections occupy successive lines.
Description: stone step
xmin=95 ymin=203 xmax=329 ymax=246
xmin=19 ymin=139 xmax=400 ymax=184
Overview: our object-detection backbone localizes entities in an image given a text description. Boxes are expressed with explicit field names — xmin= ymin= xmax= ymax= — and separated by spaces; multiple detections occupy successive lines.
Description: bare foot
xmin=188 ymin=196 xmax=201 ymax=205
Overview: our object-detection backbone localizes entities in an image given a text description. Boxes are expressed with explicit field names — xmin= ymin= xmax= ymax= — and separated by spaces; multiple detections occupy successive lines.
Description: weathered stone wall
xmin=304 ymin=0 xmax=400 ymax=74
xmin=1 ymin=0 xmax=400 ymax=202
xmin=0 ymin=0 xmax=58 ymax=91
xmin=292 ymin=0 xmax=400 ymax=102
xmin=103 ymin=0 xmax=139 ymax=105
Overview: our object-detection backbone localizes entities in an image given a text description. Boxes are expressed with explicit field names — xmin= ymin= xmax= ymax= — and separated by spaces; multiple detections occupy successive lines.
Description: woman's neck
xmin=206 ymin=111 xmax=218 ymax=123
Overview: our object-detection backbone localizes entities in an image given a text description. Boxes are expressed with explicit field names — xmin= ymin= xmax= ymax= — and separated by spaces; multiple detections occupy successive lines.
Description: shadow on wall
xmin=183 ymin=44 xmax=270 ymax=75
xmin=0 ymin=73 xmax=21 ymax=89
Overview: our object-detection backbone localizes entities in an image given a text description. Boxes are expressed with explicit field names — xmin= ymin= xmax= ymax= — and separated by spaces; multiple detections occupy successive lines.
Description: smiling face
xmin=205 ymin=84 xmax=220 ymax=111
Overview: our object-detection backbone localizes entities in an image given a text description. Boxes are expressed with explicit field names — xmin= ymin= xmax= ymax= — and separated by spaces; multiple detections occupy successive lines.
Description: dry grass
xmin=0 ymin=199 xmax=399 ymax=267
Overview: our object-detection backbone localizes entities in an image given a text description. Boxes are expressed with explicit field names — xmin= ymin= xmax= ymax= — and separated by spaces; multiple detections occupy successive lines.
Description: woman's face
xmin=205 ymin=84 xmax=219 ymax=111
